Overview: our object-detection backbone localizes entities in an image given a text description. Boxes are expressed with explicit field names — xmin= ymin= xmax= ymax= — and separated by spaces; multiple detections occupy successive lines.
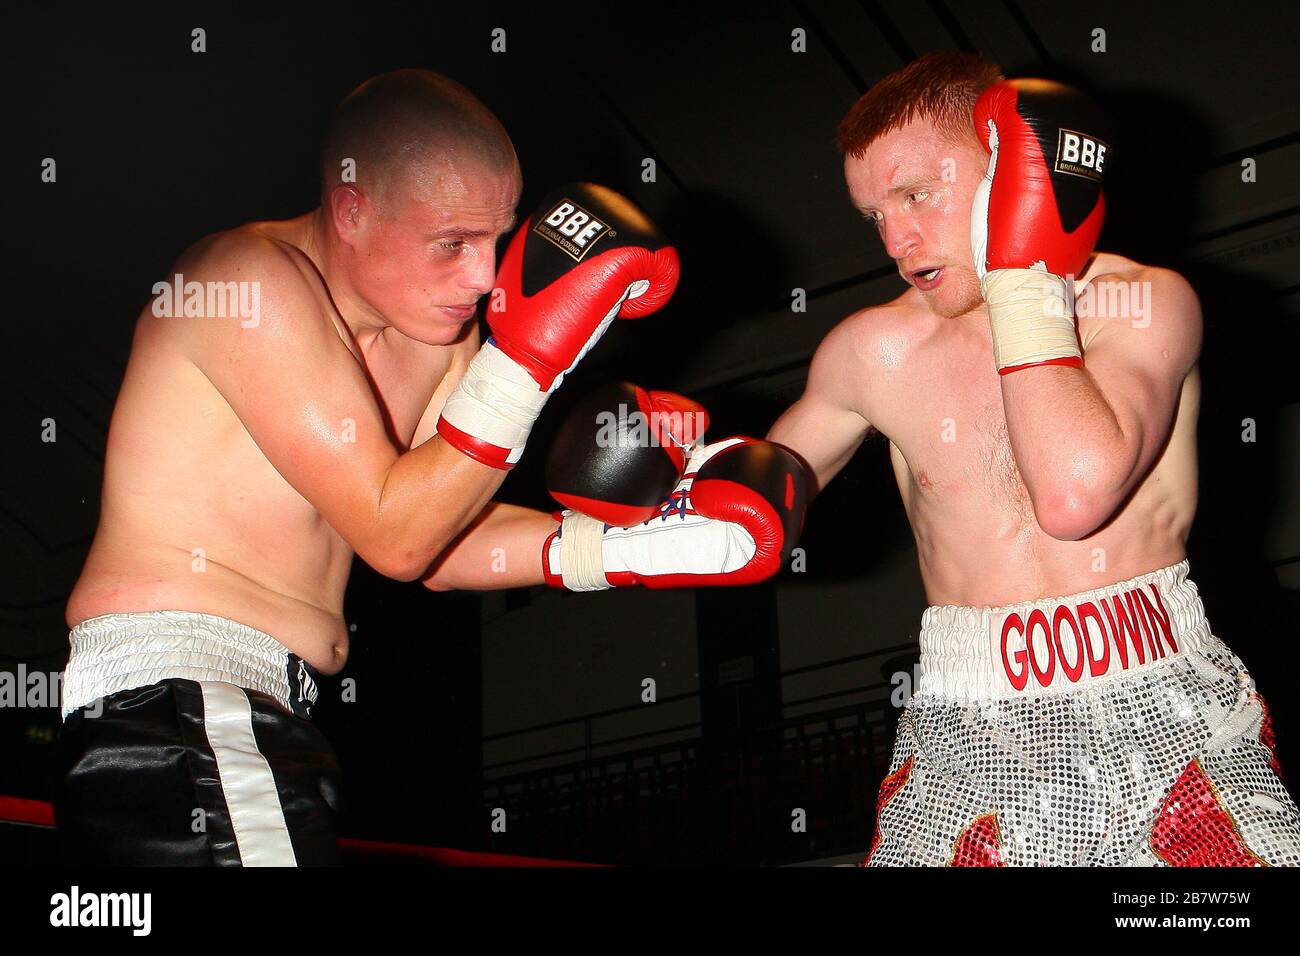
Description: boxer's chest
xmin=875 ymin=349 xmax=1032 ymax=516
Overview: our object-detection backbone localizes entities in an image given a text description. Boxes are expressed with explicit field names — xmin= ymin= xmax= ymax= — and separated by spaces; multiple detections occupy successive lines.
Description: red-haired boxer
xmin=57 ymin=70 xmax=683 ymax=865
xmin=766 ymin=53 xmax=1300 ymax=865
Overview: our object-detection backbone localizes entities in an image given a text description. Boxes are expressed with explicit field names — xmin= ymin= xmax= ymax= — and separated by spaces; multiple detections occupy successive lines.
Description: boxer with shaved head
xmin=56 ymin=69 xmax=685 ymax=865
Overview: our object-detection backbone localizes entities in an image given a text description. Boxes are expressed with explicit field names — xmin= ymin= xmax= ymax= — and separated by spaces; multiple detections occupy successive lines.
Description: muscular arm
xmin=182 ymin=234 xmax=508 ymax=581
xmin=1001 ymin=267 xmax=1202 ymax=540
xmin=425 ymin=310 xmax=885 ymax=592
xmin=767 ymin=312 xmax=874 ymax=494
xmin=420 ymin=502 xmax=556 ymax=590
xmin=408 ymin=326 xmax=556 ymax=590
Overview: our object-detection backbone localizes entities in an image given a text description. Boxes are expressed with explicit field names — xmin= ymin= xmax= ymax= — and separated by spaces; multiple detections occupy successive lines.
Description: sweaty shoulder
xmin=1082 ymin=252 xmax=1196 ymax=303
xmin=147 ymin=225 xmax=337 ymax=362
xmin=806 ymin=293 xmax=924 ymax=425
xmin=824 ymin=293 xmax=928 ymax=378
xmin=1077 ymin=252 xmax=1202 ymax=367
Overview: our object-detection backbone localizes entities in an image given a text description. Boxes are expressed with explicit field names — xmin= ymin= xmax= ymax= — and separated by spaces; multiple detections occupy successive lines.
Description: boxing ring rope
xmin=0 ymin=795 xmax=602 ymax=866
xmin=0 ymin=795 xmax=54 ymax=828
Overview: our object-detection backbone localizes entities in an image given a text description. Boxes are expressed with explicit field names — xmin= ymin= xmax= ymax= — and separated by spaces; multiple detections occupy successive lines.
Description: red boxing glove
xmin=545 ymin=382 xmax=709 ymax=527
xmin=969 ymin=79 xmax=1111 ymax=374
xmin=438 ymin=183 xmax=681 ymax=468
xmin=543 ymin=437 xmax=809 ymax=591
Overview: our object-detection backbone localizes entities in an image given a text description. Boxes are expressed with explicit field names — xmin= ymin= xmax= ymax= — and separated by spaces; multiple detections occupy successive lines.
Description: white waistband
xmin=917 ymin=560 xmax=1210 ymax=702
xmin=62 ymin=610 xmax=295 ymax=718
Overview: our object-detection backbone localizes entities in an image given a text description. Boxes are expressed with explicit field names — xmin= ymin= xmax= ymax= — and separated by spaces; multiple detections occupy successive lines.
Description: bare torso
xmin=66 ymin=216 xmax=458 ymax=672
xmin=790 ymin=252 xmax=1197 ymax=606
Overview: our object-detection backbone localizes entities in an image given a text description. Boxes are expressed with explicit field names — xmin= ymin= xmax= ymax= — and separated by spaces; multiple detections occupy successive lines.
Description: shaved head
xmin=320 ymin=69 xmax=518 ymax=211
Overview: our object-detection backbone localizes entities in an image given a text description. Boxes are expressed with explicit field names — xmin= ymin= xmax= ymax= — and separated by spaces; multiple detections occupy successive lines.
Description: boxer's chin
xmin=923 ymin=269 xmax=983 ymax=319
xmin=391 ymin=316 xmax=466 ymax=347
xmin=424 ymin=324 xmax=470 ymax=346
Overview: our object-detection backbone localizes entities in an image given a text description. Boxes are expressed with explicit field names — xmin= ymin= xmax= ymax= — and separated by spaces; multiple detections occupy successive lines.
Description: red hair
xmin=836 ymin=52 xmax=1004 ymax=157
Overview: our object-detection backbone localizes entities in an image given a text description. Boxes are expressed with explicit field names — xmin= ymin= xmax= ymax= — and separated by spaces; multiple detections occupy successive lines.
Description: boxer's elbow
xmin=1035 ymin=497 xmax=1098 ymax=541
xmin=1034 ymin=465 xmax=1118 ymax=541
xmin=1031 ymin=448 xmax=1127 ymax=541
xmin=362 ymin=484 xmax=456 ymax=581
xmin=421 ymin=567 xmax=458 ymax=592
xmin=356 ymin=538 xmax=436 ymax=582
xmin=1032 ymin=483 xmax=1114 ymax=541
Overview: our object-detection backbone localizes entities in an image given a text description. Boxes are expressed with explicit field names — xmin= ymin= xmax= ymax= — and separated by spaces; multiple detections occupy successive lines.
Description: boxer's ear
xmin=326 ymin=183 xmax=368 ymax=242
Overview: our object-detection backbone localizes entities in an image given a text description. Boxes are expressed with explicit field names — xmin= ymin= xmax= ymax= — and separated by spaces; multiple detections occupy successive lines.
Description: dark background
xmin=2 ymin=0 xmax=1299 ymax=865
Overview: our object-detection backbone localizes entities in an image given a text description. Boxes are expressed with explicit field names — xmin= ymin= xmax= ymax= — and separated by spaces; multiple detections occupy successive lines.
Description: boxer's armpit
xmin=767 ymin=308 xmax=879 ymax=494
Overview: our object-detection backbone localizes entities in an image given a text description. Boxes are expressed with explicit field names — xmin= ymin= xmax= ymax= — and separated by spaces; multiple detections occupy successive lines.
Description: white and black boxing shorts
xmin=866 ymin=561 xmax=1300 ymax=866
xmin=54 ymin=610 xmax=341 ymax=866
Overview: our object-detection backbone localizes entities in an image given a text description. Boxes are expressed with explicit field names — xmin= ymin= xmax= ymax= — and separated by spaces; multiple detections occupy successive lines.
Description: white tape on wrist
xmin=982 ymin=266 xmax=1080 ymax=371
xmin=440 ymin=282 xmax=640 ymax=464
xmin=559 ymin=512 xmax=610 ymax=591
xmin=439 ymin=342 xmax=552 ymax=460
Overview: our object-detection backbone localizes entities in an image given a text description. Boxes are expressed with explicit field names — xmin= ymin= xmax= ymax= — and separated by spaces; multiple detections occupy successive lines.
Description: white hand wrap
xmin=439 ymin=284 xmax=641 ymax=465
xmin=981 ymin=265 xmax=1080 ymax=372
xmin=555 ymin=512 xmax=610 ymax=591
xmin=438 ymin=342 xmax=553 ymax=466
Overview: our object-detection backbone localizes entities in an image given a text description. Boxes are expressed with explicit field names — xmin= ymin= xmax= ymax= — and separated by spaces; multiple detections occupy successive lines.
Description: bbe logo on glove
xmin=972 ymin=79 xmax=1110 ymax=375
xmin=437 ymin=182 xmax=679 ymax=469
xmin=535 ymin=199 xmax=612 ymax=261
xmin=1054 ymin=129 xmax=1109 ymax=182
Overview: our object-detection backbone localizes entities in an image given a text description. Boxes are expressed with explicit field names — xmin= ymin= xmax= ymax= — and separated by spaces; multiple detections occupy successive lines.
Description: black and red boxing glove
xmin=969 ymin=79 xmax=1111 ymax=374
xmin=438 ymin=184 xmax=680 ymax=468
xmin=542 ymin=437 xmax=809 ymax=590
xmin=545 ymin=382 xmax=709 ymax=527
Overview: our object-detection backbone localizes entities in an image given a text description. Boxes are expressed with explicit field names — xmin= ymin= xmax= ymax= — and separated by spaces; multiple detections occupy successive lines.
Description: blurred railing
xmin=481 ymin=643 xmax=916 ymax=865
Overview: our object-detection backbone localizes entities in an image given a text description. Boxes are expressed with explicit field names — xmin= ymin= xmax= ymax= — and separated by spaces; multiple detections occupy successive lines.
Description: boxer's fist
xmin=543 ymin=437 xmax=809 ymax=590
xmin=969 ymin=80 xmax=1111 ymax=374
xmin=439 ymin=184 xmax=680 ymax=468
xmin=546 ymin=382 xmax=709 ymax=527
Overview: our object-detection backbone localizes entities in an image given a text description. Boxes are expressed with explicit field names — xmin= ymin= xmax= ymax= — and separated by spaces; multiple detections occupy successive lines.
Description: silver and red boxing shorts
xmin=865 ymin=561 xmax=1300 ymax=866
